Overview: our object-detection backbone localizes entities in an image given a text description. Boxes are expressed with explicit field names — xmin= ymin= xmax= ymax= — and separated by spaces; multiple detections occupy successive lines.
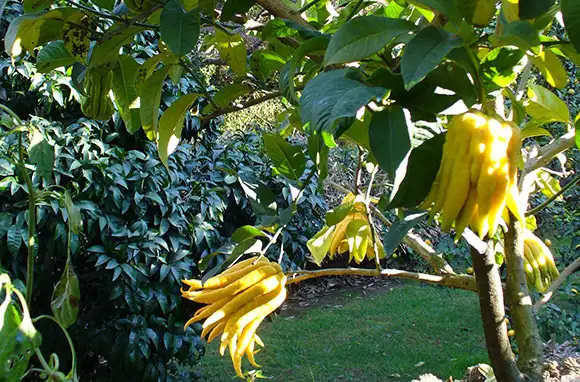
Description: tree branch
xmin=201 ymin=86 xmax=304 ymax=121
xmin=523 ymin=131 xmax=576 ymax=176
xmin=526 ymin=172 xmax=580 ymax=217
xmin=533 ymin=255 xmax=580 ymax=313
xmin=285 ymin=267 xmax=477 ymax=292
xmin=255 ymin=0 xmax=313 ymax=28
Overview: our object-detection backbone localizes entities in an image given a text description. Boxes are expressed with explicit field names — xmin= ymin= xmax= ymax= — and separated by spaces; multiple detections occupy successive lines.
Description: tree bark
xmin=255 ymin=0 xmax=313 ymax=28
xmin=471 ymin=242 xmax=522 ymax=382
xmin=504 ymin=216 xmax=543 ymax=381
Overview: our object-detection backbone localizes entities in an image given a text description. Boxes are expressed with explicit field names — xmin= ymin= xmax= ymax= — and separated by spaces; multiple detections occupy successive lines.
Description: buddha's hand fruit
xmin=523 ymin=230 xmax=560 ymax=293
xmin=81 ymin=65 xmax=114 ymax=120
xmin=182 ymin=257 xmax=287 ymax=378
xmin=420 ymin=110 xmax=524 ymax=240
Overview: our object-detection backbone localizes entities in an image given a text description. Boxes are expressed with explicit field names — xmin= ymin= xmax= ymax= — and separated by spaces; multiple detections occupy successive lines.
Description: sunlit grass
xmin=199 ymin=283 xmax=488 ymax=381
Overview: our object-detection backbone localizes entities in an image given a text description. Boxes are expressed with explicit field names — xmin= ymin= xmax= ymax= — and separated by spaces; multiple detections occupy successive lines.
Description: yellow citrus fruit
xmin=466 ymin=267 xmax=474 ymax=275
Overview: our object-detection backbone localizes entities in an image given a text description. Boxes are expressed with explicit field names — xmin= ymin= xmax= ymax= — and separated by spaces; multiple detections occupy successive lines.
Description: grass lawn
xmin=198 ymin=282 xmax=489 ymax=381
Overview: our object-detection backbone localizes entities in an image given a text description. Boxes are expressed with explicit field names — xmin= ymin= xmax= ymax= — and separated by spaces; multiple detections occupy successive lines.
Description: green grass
xmin=198 ymin=283 xmax=489 ymax=381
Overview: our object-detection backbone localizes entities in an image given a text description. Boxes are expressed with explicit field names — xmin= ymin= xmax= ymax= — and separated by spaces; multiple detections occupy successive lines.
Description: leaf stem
xmin=32 ymin=315 xmax=78 ymax=379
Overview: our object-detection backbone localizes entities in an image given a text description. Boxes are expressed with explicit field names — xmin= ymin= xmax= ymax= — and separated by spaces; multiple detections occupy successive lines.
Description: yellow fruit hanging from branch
xmin=420 ymin=110 xmax=525 ymax=240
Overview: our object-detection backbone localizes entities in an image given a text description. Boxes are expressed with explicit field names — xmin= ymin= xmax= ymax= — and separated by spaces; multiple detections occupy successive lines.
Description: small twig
xmin=295 ymin=0 xmax=323 ymax=14
xmin=64 ymin=0 xmax=124 ymax=22
xmin=345 ymin=0 xmax=364 ymax=21
xmin=523 ymin=131 xmax=576 ymax=177
xmin=354 ymin=146 xmax=364 ymax=193
xmin=533 ymin=256 xmax=580 ymax=313
xmin=285 ymin=267 xmax=477 ymax=291
xmin=201 ymin=85 xmax=305 ymax=121
xmin=179 ymin=60 xmax=219 ymax=109
xmin=526 ymin=173 xmax=580 ymax=216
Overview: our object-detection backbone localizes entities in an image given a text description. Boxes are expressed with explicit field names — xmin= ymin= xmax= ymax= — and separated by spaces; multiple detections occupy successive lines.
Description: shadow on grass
xmin=199 ymin=282 xmax=488 ymax=381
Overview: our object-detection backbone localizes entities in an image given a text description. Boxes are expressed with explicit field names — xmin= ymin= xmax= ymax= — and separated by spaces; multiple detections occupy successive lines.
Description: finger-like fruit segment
xmin=522 ymin=230 xmax=560 ymax=293
xmin=182 ymin=258 xmax=287 ymax=378
xmin=420 ymin=111 xmax=523 ymax=239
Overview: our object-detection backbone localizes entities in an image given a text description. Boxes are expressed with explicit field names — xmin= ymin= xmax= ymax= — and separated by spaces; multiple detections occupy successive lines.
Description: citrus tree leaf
xmin=36 ymin=41 xmax=76 ymax=73
xmin=300 ymin=69 xmax=387 ymax=147
xmin=0 ymin=280 xmax=42 ymax=381
xmin=262 ymin=133 xmax=306 ymax=181
xmin=526 ymin=83 xmax=570 ymax=124
xmin=307 ymin=225 xmax=335 ymax=266
xmin=28 ymin=130 xmax=54 ymax=179
xmin=50 ymin=259 xmax=80 ymax=328
xmin=383 ymin=210 xmax=427 ymax=256
xmin=6 ymin=225 xmax=22 ymax=256
xmin=409 ymin=0 xmax=464 ymax=26
xmin=307 ymin=134 xmax=329 ymax=182
xmin=231 ymin=225 xmax=267 ymax=243
xmin=280 ymin=36 xmax=329 ymax=104
xmin=204 ymin=83 xmax=252 ymax=113
xmin=140 ymin=66 xmax=171 ymax=141
xmin=520 ymin=124 xmax=552 ymax=139
xmin=238 ymin=175 xmax=278 ymax=218
xmin=112 ymin=55 xmax=142 ymax=134
xmin=91 ymin=0 xmax=115 ymax=10
xmin=215 ymin=29 xmax=246 ymax=77
xmin=89 ymin=25 xmax=145 ymax=67
xmin=157 ymin=93 xmax=199 ymax=166
xmin=519 ymin=0 xmax=556 ymax=20
xmin=562 ymin=0 xmax=580 ymax=53
xmin=324 ymin=16 xmax=415 ymax=65
xmin=63 ymin=191 xmax=82 ymax=234
xmin=369 ymin=106 xmax=413 ymax=181
xmin=23 ymin=0 xmax=52 ymax=12
xmin=325 ymin=200 xmax=355 ymax=226
xmin=530 ymin=49 xmax=567 ymax=89
xmin=221 ymin=0 xmax=255 ymax=21
xmin=388 ymin=133 xmax=445 ymax=209
xmin=401 ymin=25 xmax=463 ymax=90
xmin=480 ymin=46 xmax=525 ymax=89
xmin=160 ymin=0 xmax=200 ymax=57
xmin=492 ymin=20 xmax=541 ymax=53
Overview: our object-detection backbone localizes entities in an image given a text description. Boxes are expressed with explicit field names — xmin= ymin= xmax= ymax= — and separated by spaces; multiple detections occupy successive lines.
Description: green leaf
xmin=409 ymin=0 xmax=464 ymax=26
xmin=215 ymin=29 xmax=246 ymax=77
xmin=112 ymin=55 xmax=142 ymax=134
xmin=50 ymin=259 xmax=80 ymax=328
xmin=157 ymin=93 xmax=199 ymax=166
xmin=280 ymin=36 xmax=329 ymax=104
xmin=325 ymin=200 xmax=355 ymax=226
xmin=91 ymin=0 xmax=115 ymax=10
xmin=36 ymin=41 xmax=76 ymax=73
xmin=480 ymin=46 xmax=525 ymax=89
xmin=526 ymin=83 xmax=570 ymax=124
xmin=262 ymin=133 xmax=306 ymax=181
xmin=530 ymin=49 xmax=567 ymax=89
xmin=401 ymin=25 xmax=463 ymax=90
xmin=160 ymin=0 xmax=200 ymax=57
xmin=492 ymin=20 xmax=541 ymax=53
xmin=205 ymin=83 xmax=252 ymax=113
xmin=369 ymin=106 xmax=413 ymax=183
xmin=519 ymin=0 xmax=556 ymax=20
xmin=388 ymin=133 xmax=445 ymax=209
xmin=238 ymin=175 xmax=278 ymax=218
xmin=520 ymin=124 xmax=552 ymax=139
xmin=231 ymin=225 xmax=267 ymax=243
xmin=6 ymin=226 xmax=21 ymax=256
xmin=0 ymin=281 xmax=42 ymax=381
xmin=63 ymin=191 xmax=82 ymax=234
xmin=89 ymin=25 xmax=145 ymax=68
xmin=0 ymin=213 xmax=12 ymax=238
xmin=140 ymin=66 xmax=171 ymax=141
xmin=324 ymin=16 xmax=415 ymax=65
xmin=300 ymin=69 xmax=387 ymax=147
xmin=562 ymin=0 xmax=580 ymax=53
xmin=306 ymin=225 xmax=335 ymax=266
xmin=23 ymin=0 xmax=52 ymax=12
xmin=457 ymin=0 xmax=497 ymax=26
xmin=221 ymin=0 xmax=256 ymax=21
xmin=28 ymin=130 xmax=54 ymax=179
xmin=307 ymin=134 xmax=329 ymax=182
xmin=5 ymin=9 xmax=85 ymax=56
xmin=383 ymin=210 xmax=427 ymax=256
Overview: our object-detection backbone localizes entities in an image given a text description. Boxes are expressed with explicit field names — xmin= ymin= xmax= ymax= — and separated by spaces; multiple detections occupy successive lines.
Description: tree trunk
xmin=504 ymin=216 xmax=543 ymax=381
xmin=471 ymin=242 xmax=522 ymax=382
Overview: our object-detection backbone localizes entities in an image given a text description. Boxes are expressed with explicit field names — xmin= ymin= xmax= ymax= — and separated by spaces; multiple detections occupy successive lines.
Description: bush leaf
xmin=160 ymin=0 xmax=200 ymax=57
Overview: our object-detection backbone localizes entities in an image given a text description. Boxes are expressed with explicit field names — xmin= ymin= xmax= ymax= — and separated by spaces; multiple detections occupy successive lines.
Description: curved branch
xmin=526 ymin=172 xmax=580 ymax=216
xmin=533 ymin=256 xmax=580 ymax=313
xmin=255 ymin=0 xmax=313 ymax=28
xmin=523 ymin=131 xmax=576 ymax=176
xmin=285 ymin=267 xmax=477 ymax=292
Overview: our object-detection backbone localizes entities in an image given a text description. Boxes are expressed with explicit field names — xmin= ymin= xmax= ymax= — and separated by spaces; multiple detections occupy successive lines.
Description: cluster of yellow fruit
xmin=181 ymin=257 xmax=287 ymax=378
xmin=421 ymin=111 xmax=525 ymax=240
xmin=307 ymin=193 xmax=386 ymax=265
xmin=523 ymin=231 xmax=560 ymax=293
